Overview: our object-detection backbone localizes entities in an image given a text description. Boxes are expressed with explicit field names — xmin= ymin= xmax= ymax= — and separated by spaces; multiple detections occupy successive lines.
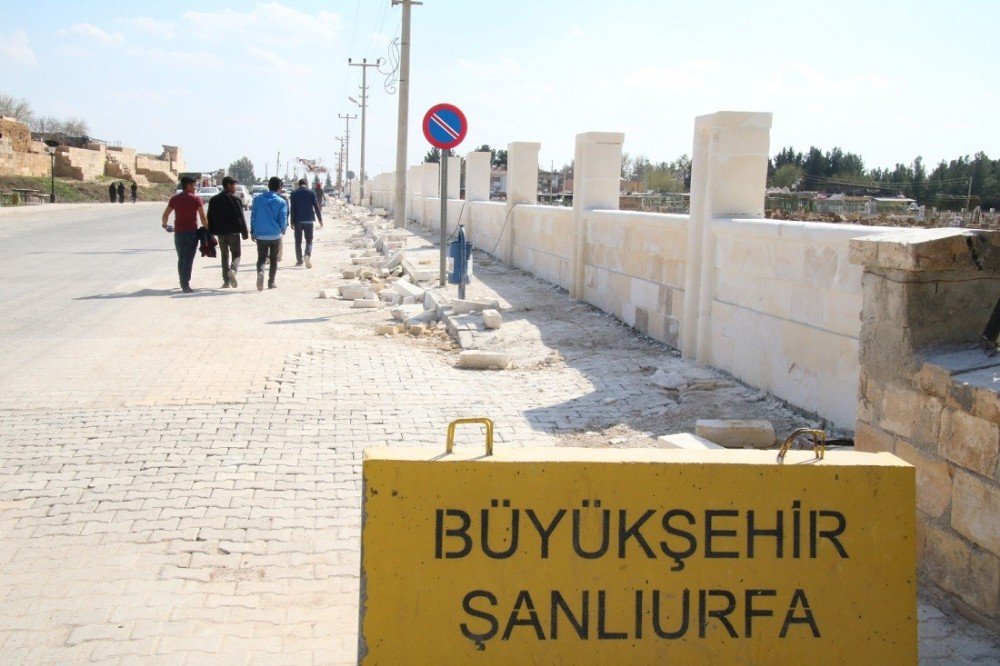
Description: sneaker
xmin=305 ymin=256 xmax=312 ymax=269
xmin=256 ymin=270 xmax=264 ymax=291
xmin=222 ymin=281 xmax=231 ymax=289
xmin=268 ymin=282 xmax=277 ymax=289
xmin=182 ymin=285 xmax=194 ymax=293
xmin=295 ymin=261 xmax=304 ymax=267
xmin=228 ymin=269 xmax=238 ymax=288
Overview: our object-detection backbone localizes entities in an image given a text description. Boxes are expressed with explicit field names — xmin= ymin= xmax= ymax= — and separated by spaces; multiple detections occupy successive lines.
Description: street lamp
xmin=43 ymin=139 xmax=60 ymax=204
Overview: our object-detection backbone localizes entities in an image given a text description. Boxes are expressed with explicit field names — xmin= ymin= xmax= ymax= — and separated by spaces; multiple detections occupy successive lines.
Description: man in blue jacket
xmin=289 ymin=178 xmax=324 ymax=268
xmin=250 ymin=176 xmax=289 ymax=291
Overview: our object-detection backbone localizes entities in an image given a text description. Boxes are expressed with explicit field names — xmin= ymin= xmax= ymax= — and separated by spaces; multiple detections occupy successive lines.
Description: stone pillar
xmin=570 ymin=132 xmax=624 ymax=299
xmin=849 ymin=227 xmax=1000 ymax=629
xmin=504 ymin=142 xmax=540 ymax=265
xmin=464 ymin=151 xmax=491 ymax=202
xmin=421 ymin=162 xmax=440 ymax=228
xmin=681 ymin=111 xmax=772 ymax=362
xmin=446 ymin=155 xmax=461 ymax=199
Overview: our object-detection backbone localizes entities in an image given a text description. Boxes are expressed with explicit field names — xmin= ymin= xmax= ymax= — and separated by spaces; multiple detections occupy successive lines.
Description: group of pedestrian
xmin=107 ymin=181 xmax=138 ymax=204
xmin=160 ymin=176 xmax=323 ymax=293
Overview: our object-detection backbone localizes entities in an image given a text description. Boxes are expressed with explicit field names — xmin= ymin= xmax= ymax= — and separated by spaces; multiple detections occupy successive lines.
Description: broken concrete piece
xmin=458 ymin=350 xmax=510 ymax=370
xmin=408 ymin=324 xmax=426 ymax=336
xmin=318 ymin=290 xmax=328 ymax=299
xmin=352 ymin=298 xmax=380 ymax=309
xmin=382 ymin=251 xmax=405 ymax=271
xmin=342 ymin=270 xmax=356 ymax=279
xmin=390 ymin=304 xmax=424 ymax=322
xmin=423 ymin=289 xmax=451 ymax=317
xmin=375 ymin=324 xmax=401 ymax=335
xmin=481 ymin=309 xmax=502 ymax=329
xmin=404 ymin=309 xmax=438 ymax=327
xmin=650 ymin=368 xmax=687 ymax=390
xmin=391 ymin=278 xmax=425 ymax=301
xmin=401 ymin=259 xmax=435 ymax=283
xmin=694 ymin=419 xmax=776 ymax=449
xmin=339 ymin=284 xmax=374 ymax=300
xmin=657 ymin=433 xmax=725 ymax=450
xmin=452 ymin=298 xmax=501 ymax=314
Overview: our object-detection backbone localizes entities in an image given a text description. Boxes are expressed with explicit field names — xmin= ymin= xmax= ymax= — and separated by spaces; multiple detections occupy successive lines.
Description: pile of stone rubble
xmin=322 ymin=207 xmax=510 ymax=370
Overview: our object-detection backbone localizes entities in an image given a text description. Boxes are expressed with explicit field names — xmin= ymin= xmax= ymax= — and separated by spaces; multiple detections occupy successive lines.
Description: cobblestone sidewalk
xmin=0 ymin=204 xmax=996 ymax=664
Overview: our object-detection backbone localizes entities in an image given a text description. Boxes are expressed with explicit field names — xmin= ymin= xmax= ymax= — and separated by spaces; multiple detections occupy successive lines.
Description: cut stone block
xmin=408 ymin=324 xmax=426 ymax=336
xmin=392 ymin=278 xmax=425 ymax=301
xmin=353 ymin=298 xmax=380 ymax=309
xmin=390 ymin=304 xmax=424 ymax=322
xmin=423 ymin=289 xmax=451 ymax=316
xmin=482 ymin=309 xmax=502 ymax=329
xmin=458 ymin=350 xmax=510 ymax=370
xmin=650 ymin=368 xmax=687 ymax=390
xmin=694 ymin=419 xmax=776 ymax=449
xmin=382 ymin=252 xmax=405 ymax=271
xmin=342 ymin=270 xmax=357 ymax=279
xmin=339 ymin=284 xmax=374 ymax=300
xmin=375 ymin=324 xmax=401 ymax=335
xmin=318 ymin=290 xmax=328 ymax=299
xmin=657 ymin=433 xmax=725 ymax=450
xmin=453 ymin=298 xmax=501 ymax=314
xmin=404 ymin=309 xmax=438 ymax=327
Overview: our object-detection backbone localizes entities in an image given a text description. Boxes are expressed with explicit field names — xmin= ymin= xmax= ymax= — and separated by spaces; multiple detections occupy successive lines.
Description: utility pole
xmin=391 ymin=0 xmax=422 ymax=227
xmin=348 ymin=58 xmax=383 ymax=203
xmin=334 ymin=136 xmax=345 ymax=191
xmin=275 ymin=151 xmax=280 ymax=182
xmin=338 ymin=113 xmax=356 ymax=199
xmin=966 ymin=175 xmax=973 ymax=211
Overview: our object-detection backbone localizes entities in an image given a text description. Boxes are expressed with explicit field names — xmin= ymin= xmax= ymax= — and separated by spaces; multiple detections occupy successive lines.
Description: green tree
xmin=771 ymin=163 xmax=804 ymax=189
xmin=325 ymin=172 xmax=333 ymax=188
xmin=227 ymin=156 xmax=255 ymax=184
xmin=492 ymin=149 xmax=507 ymax=169
xmin=423 ymin=147 xmax=440 ymax=163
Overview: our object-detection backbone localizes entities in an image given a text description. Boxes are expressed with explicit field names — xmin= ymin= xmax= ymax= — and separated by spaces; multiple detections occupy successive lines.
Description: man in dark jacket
xmin=289 ymin=178 xmax=323 ymax=268
xmin=108 ymin=182 xmax=116 ymax=203
xmin=116 ymin=181 xmax=125 ymax=203
xmin=207 ymin=176 xmax=250 ymax=288
xmin=130 ymin=181 xmax=138 ymax=203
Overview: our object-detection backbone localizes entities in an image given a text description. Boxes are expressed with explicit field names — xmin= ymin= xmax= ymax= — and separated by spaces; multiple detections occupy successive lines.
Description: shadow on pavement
xmin=266 ymin=317 xmax=331 ymax=325
xmin=75 ymin=288 xmax=238 ymax=300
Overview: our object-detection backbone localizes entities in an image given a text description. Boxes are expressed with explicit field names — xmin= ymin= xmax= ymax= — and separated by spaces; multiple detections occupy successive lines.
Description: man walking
xmin=250 ymin=176 xmax=288 ymax=291
xmin=108 ymin=182 xmax=116 ymax=203
xmin=161 ymin=176 xmax=209 ymax=293
xmin=207 ymin=176 xmax=249 ymax=288
xmin=130 ymin=180 xmax=138 ymax=203
xmin=117 ymin=181 xmax=125 ymax=204
xmin=289 ymin=178 xmax=323 ymax=268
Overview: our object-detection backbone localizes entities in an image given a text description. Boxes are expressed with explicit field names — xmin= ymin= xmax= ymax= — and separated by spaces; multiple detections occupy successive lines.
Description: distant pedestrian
xmin=250 ymin=176 xmax=288 ymax=291
xmin=207 ymin=176 xmax=249 ymax=288
xmin=130 ymin=181 xmax=138 ymax=204
xmin=290 ymin=178 xmax=323 ymax=268
xmin=161 ymin=175 xmax=209 ymax=293
xmin=313 ymin=180 xmax=325 ymax=208
xmin=117 ymin=181 xmax=125 ymax=204
xmin=108 ymin=183 xmax=116 ymax=203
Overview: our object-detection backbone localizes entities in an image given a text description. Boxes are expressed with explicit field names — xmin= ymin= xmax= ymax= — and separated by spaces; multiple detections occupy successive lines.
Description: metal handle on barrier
xmin=778 ymin=428 xmax=827 ymax=461
xmin=445 ymin=418 xmax=494 ymax=456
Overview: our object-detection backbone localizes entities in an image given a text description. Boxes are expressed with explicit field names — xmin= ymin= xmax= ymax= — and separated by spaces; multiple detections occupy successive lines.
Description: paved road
xmin=0 ymin=203 xmax=996 ymax=664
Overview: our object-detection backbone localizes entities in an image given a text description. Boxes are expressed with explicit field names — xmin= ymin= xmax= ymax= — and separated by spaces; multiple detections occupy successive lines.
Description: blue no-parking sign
xmin=422 ymin=103 xmax=468 ymax=150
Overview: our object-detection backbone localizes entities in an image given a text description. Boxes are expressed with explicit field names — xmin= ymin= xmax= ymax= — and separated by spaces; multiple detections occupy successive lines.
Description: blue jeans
xmin=294 ymin=223 xmax=314 ymax=263
xmin=174 ymin=231 xmax=198 ymax=288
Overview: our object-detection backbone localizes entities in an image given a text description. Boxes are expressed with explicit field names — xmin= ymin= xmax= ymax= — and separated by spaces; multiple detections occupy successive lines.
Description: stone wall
xmin=852 ymin=228 xmax=1000 ymax=630
xmin=0 ymin=117 xmax=182 ymax=184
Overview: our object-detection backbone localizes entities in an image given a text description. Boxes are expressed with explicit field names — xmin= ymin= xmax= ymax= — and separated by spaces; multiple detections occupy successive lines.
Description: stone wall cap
xmin=849 ymin=227 xmax=1000 ymax=272
xmin=364 ymin=445 xmax=911 ymax=467
xmin=695 ymin=111 xmax=773 ymax=131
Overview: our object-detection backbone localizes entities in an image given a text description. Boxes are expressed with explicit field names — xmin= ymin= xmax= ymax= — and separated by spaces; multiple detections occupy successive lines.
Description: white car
xmin=233 ymin=184 xmax=251 ymax=210
xmin=196 ymin=186 xmax=221 ymax=205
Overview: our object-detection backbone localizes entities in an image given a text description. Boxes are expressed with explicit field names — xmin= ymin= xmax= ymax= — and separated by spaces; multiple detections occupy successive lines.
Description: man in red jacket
xmin=161 ymin=176 xmax=209 ymax=293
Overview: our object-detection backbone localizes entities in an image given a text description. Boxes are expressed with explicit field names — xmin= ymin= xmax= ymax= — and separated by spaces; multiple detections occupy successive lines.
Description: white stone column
xmin=681 ymin=111 xmax=772 ymax=362
xmin=407 ymin=166 xmax=420 ymax=224
xmin=464 ymin=151 xmax=491 ymax=202
xmin=570 ymin=132 xmax=624 ymax=300
xmin=446 ymin=155 xmax=461 ymax=199
xmin=421 ymin=162 xmax=440 ymax=227
xmin=504 ymin=142 xmax=540 ymax=265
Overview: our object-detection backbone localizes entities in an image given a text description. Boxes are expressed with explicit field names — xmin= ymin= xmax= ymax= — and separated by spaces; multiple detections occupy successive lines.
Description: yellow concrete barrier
xmin=359 ymin=443 xmax=916 ymax=664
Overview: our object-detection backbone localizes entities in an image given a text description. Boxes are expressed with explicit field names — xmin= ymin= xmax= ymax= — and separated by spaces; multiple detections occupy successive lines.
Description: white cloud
xmin=457 ymin=57 xmax=521 ymax=76
xmin=119 ymin=17 xmax=177 ymax=40
xmin=0 ymin=28 xmax=37 ymax=67
xmin=57 ymin=23 xmax=125 ymax=46
xmin=128 ymin=47 xmax=226 ymax=69
xmin=182 ymin=2 xmax=341 ymax=42
xmin=248 ymin=46 xmax=294 ymax=71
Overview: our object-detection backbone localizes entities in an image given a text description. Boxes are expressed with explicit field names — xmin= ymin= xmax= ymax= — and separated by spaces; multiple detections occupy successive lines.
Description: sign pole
xmin=440 ymin=149 xmax=448 ymax=288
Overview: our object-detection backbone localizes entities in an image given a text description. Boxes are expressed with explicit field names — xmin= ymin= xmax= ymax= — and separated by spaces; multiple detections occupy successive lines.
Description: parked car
xmin=233 ymin=184 xmax=251 ymax=210
xmin=249 ymin=185 xmax=267 ymax=209
xmin=196 ymin=186 xmax=220 ymax=204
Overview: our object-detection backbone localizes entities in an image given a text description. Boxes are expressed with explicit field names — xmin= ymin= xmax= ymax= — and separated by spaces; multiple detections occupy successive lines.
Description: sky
xmin=2 ymin=0 xmax=998 ymax=180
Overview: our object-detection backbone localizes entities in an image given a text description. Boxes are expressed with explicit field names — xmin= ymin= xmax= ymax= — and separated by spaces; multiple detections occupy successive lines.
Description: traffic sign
xmin=422 ymin=103 xmax=468 ymax=150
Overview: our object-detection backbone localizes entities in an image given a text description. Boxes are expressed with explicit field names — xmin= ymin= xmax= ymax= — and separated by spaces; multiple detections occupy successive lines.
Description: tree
xmin=325 ymin=172 xmax=333 ymax=188
xmin=0 ymin=93 xmax=33 ymax=123
xmin=423 ymin=147 xmax=440 ymax=163
xmin=491 ymin=149 xmax=507 ymax=169
xmin=771 ymin=164 xmax=804 ymax=189
xmin=227 ymin=156 xmax=255 ymax=184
